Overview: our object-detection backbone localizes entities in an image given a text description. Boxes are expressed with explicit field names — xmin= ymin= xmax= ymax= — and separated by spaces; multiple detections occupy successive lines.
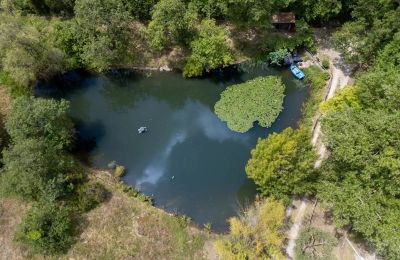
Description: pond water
xmin=38 ymin=63 xmax=308 ymax=231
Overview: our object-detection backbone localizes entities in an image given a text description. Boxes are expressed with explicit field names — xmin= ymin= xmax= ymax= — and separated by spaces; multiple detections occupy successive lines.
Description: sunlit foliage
xmin=215 ymin=199 xmax=286 ymax=259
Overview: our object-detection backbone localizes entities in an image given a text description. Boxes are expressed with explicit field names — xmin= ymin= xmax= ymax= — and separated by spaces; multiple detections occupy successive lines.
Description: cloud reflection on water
xmin=136 ymin=101 xmax=250 ymax=188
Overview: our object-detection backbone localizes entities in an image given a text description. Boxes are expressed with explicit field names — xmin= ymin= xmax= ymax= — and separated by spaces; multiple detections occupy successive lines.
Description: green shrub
xmin=76 ymin=181 xmax=109 ymax=212
xmin=14 ymin=203 xmax=74 ymax=254
xmin=215 ymin=199 xmax=286 ymax=259
xmin=114 ymin=165 xmax=126 ymax=177
xmin=322 ymin=59 xmax=330 ymax=69
xmin=177 ymin=215 xmax=192 ymax=227
xmin=268 ymin=49 xmax=288 ymax=66
xmin=320 ymin=55 xmax=330 ymax=69
xmin=120 ymin=182 xmax=153 ymax=205
xmin=214 ymin=76 xmax=284 ymax=133
xmin=301 ymin=66 xmax=330 ymax=125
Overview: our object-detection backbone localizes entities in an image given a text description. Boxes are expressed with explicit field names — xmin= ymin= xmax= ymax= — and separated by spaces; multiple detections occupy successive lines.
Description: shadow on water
xmin=36 ymin=63 xmax=308 ymax=232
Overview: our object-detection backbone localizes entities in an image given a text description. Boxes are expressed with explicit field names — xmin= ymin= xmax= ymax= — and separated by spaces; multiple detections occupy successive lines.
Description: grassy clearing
xmin=0 ymin=171 xmax=210 ymax=259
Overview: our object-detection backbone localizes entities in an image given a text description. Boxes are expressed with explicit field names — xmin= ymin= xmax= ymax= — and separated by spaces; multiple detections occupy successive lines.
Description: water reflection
xmin=36 ymin=65 xmax=308 ymax=231
xmin=137 ymin=131 xmax=187 ymax=187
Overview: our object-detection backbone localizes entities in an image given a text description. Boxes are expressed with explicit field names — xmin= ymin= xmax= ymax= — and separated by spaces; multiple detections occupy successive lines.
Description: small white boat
xmin=138 ymin=126 xmax=147 ymax=134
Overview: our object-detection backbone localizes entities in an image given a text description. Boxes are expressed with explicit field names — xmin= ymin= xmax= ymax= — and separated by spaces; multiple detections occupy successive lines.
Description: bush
xmin=120 ymin=182 xmax=153 ymax=205
xmin=215 ymin=199 xmax=286 ymax=259
xmin=75 ymin=181 xmax=109 ymax=212
xmin=214 ymin=76 xmax=285 ymax=133
xmin=14 ymin=203 xmax=75 ymax=254
xmin=177 ymin=215 xmax=192 ymax=227
xmin=301 ymin=66 xmax=330 ymax=125
xmin=321 ymin=57 xmax=331 ymax=69
xmin=114 ymin=165 xmax=125 ymax=177
xmin=268 ymin=49 xmax=289 ymax=66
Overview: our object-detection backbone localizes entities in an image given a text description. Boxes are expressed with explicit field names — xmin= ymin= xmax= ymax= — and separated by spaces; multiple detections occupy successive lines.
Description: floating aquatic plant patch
xmin=214 ymin=76 xmax=285 ymax=133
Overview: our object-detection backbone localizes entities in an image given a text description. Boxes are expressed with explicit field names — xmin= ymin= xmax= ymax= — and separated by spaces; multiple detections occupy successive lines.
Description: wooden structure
xmin=272 ymin=12 xmax=295 ymax=31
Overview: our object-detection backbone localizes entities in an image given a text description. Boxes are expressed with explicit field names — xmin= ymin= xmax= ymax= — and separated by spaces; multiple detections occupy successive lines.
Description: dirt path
xmin=286 ymin=32 xmax=353 ymax=259
xmin=286 ymin=199 xmax=308 ymax=258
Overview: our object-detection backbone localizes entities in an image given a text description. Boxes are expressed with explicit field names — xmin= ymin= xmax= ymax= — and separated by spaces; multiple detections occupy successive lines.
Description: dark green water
xmin=38 ymin=63 xmax=307 ymax=231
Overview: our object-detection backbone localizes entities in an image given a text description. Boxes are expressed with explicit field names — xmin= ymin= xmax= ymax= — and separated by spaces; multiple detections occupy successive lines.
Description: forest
xmin=0 ymin=0 xmax=399 ymax=259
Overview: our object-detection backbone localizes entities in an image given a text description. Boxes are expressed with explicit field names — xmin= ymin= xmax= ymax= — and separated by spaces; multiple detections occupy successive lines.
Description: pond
xmin=38 ymin=63 xmax=308 ymax=231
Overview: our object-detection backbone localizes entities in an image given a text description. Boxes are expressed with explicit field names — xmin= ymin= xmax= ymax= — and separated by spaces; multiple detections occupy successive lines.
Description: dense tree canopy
xmin=1 ymin=97 xmax=79 ymax=202
xmin=0 ymin=14 xmax=67 ymax=87
xmin=5 ymin=97 xmax=73 ymax=149
xmin=293 ymin=0 xmax=342 ymax=22
xmin=147 ymin=0 xmax=189 ymax=50
xmin=73 ymin=0 xmax=133 ymax=70
xmin=183 ymin=19 xmax=233 ymax=77
xmin=1 ymin=0 xmax=75 ymax=15
xmin=214 ymin=76 xmax=284 ymax=133
xmin=221 ymin=0 xmax=292 ymax=28
xmin=246 ymin=128 xmax=316 ymax=202
xmin=333 ymin=1 xmax=400 ymax=66
xmin=1 ymin=138 xmax=77 ymax=201
xmin=319 ymin=29 xmax=400 ymax=257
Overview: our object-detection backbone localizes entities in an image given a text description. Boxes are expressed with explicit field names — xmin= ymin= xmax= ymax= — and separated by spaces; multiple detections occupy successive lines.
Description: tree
xmin=320 ymin=108 xmax=400 ymax=258
xmin=295 ymin=227 xmax=337 ymax=260
xmin=356 ymin=66 xmax=400 ymax=111
xmin=292 ymin=0 xmax=342 ymax=22
xmin=74 ymin=0 xmax=132 ymax=70
xmin=0 ymin=138 xmax=77 ymax=201
xmin=246 ymin=127 xmax=317 ymax=202
xmin=0 ymin=14 xmax=67 ymax=87
xmin=215 ymin=199 xmax=286 ymax=259
xmin=123 ymin=0 xmax=158 ymax=20
xmin=220 ymin=0 xmax=292 ymax=28
xmin=14 ymin=203 xmax=75 ymax=254
xmin=5 ymin=97 xmax=73 ymax=149
xmin=214 ymin=76 xmax=284 ymax=133
xmin=183 ymin=19 xmax=233 ymax=77
xmin=187 ymin=0 xmax=224 ymax=19
xmin=333 ymin=2 xmax=400 ymax=66
xmin=146 ymin=0 xmax=189 ymax=50
xmin=1 ymin=0 xmax=75 ymax=15
xmin=375 ymin=32 xmax=400 ymax=68
xmin=319 ymin=86 xmax=361 ymax=114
